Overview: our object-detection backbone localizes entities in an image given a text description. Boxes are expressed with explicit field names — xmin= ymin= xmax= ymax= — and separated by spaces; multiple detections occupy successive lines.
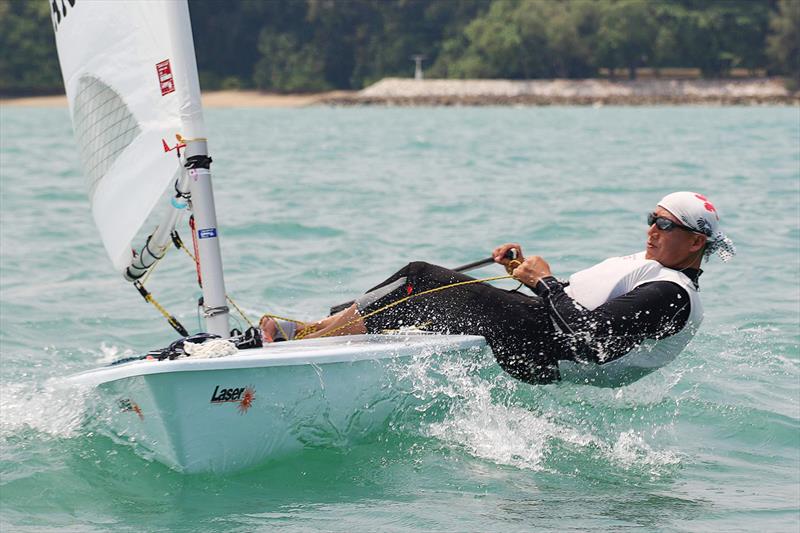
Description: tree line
xmin=1 ymin=0 xmax=797 ymax=96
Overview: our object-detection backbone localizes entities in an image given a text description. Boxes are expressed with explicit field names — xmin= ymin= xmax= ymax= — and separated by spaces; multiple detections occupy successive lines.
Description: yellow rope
xmin=317 ymin=274 xmax=514 ymax=338
xmin=143 ymin=292 xmax=175 ymax=322
xmin=258 ymin=313 xmax=306 ymax=325
xmin=172 ymin=220 xmax=519 ymax=341
xmin=131 ymin=226 xmax=257 ymax=336
xmin=178 ymin=240 xmax=196 ymax=262
xmin=133 ymin=280 xmax=187 ymax=336
xmin=127 ymin=242 xmax=192 ymax=335
xmin=227 ymin=295 xmax=255 ymax=329
xmin=177 ymin=233 xmax=330 ymax=339
xmin=257 ymin=313 xmax=306 ymax=341
xmin=172 ymin=230 xmax=256 ymax=330
xmin=257 ymin=274 xmax=518 ymax=341
xmin=295 ymin=323 xmax=318 ymax=340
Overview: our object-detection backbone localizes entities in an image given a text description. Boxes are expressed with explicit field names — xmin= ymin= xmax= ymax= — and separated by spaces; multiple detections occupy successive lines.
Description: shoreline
xmin=2 ymin=79 xmax=797 ymax=108
xmin=323 ymin=78 xmax=798 ymax=106
xmin=0 ymin=90 xmax=351 ymax=108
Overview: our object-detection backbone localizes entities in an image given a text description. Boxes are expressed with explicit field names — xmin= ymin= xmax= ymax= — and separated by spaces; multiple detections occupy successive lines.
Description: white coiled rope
xmin=183 ymin=339 xmax=238 ymax=359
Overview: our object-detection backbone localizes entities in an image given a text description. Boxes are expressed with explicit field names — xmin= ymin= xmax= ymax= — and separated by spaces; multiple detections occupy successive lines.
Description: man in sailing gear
xmin=654 ymin=191 xmax=736 ymax=262
xmin=260 ymin=192 xmax=734 ymax=388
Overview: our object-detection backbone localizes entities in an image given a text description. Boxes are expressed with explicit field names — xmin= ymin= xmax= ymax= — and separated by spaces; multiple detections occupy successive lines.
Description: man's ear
xmin=690 ymin=234 xmax=707 ymax=253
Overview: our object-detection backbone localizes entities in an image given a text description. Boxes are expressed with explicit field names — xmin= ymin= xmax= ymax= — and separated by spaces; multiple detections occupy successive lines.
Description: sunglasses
xmin=647 ymin=212 xmax=705 ymax=234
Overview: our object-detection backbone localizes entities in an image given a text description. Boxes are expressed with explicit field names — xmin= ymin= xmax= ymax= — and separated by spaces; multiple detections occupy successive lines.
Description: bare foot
xmin=259 ymin=316 xmax=277 ymax=343
xmin=259 ymin=317 xmax=301 ymax=343
xmin=259 ymin=304 xmax=366 ymax=343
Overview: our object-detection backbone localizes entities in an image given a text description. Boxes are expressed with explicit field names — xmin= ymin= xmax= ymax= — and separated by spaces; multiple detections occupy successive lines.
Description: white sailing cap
xmin=658 ymin=191 xmax=736 ymax=262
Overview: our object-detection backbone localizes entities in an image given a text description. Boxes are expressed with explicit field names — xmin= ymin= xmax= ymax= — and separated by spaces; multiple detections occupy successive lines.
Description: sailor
xmin=261 ymin=192 xmax=735 ymax=387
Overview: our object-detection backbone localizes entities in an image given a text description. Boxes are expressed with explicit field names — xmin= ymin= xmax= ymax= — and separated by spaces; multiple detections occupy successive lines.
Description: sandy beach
xmin=326 ymin=77 xmax=798 ymax=106
xmin=1 ymin=79 xmax=796 ymax=107
xmin=0 ymin=90 xmax=352 ymax=108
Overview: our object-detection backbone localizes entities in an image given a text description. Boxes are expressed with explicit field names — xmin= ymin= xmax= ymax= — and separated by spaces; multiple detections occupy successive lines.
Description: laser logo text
xmin=210 ymin=385 xmax=256 ymax=414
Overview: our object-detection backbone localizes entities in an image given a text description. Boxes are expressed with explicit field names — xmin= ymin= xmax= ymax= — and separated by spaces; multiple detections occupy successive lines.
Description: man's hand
xmin=493 ymin=243 xmax=524 ymax=274
xmin=512 ymin=255 xmax=552 ymax=287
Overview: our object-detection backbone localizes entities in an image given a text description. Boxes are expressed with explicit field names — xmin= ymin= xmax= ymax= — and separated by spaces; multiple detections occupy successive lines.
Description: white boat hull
xmin=65 ymin=334 xmax=486 ymax=473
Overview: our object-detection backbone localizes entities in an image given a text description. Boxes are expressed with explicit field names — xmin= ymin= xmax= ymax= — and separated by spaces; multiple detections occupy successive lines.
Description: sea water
xmin=1 ymin=106 xmax=798 ymax=532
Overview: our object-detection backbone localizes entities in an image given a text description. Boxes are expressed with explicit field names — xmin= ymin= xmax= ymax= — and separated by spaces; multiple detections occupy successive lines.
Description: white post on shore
xmin=410 ymin=54 xmax=426 ymax=80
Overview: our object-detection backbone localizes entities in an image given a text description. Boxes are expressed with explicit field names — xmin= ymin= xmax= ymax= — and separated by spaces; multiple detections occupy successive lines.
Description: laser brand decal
xmin=238 ymin=387 xmax=256 ymax=414
xmin=210 ymin=385 xmax=256 ymax=414
xmin=118 ymin=398 xmax=144 ymax=420
xmin=51 ymin=0 xmax=77 ymax=32
xmin=198 ymin=228 xmax=217 ymax=239
xmin=156 ymin=59 xmax=175 ymax=96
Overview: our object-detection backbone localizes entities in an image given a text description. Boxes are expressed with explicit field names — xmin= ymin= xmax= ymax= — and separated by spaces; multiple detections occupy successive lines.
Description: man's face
xmin=645 ymin=206 xmax=704 ymax=269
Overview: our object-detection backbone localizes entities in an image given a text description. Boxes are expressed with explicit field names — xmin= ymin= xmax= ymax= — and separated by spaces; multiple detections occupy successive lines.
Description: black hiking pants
xmin=357 ymin=262 xmax=564 ymax=384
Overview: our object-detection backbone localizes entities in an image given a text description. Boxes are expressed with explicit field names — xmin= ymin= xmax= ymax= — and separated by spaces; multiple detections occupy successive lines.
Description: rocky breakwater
xmin=321 ymin=78 xmax=798 ymax=106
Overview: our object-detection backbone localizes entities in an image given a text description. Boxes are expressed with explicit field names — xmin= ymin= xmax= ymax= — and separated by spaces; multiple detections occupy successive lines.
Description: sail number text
xmin=51 ymin=0 xmax=77 ymax=32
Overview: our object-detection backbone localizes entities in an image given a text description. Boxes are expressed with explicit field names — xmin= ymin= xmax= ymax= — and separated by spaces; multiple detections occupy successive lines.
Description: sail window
xmin=72 ymin=76 xmax=141 ymax=199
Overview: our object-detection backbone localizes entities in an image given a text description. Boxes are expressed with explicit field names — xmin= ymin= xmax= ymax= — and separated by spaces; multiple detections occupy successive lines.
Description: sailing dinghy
xmin=52 ymin=0 xmax=485 ymax=473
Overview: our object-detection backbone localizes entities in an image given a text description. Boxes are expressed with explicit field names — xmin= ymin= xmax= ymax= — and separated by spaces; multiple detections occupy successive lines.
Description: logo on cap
xmin=695 ymin=194 xmax=718 ymax=220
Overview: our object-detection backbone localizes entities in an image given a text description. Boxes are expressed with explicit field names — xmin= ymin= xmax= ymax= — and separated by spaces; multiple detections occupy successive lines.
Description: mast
xmin=164 ymin=0 xmax=230 ymax=338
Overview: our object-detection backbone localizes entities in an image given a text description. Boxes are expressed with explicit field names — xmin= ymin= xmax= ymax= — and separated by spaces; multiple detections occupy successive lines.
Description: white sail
xmin=51 ymin=0 xmax=203 ymax=271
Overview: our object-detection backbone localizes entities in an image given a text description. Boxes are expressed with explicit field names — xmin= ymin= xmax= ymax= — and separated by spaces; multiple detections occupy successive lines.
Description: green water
xmin=1 ymin=106 xmax=798 ymax=532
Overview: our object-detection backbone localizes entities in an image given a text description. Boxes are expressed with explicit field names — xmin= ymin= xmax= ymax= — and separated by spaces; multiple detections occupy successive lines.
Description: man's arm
xmin=533 ymin=278 xmax=691 ymax=364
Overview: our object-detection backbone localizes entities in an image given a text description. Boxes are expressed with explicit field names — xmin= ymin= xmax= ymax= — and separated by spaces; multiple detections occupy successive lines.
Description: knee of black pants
xmin=406 ymin=262 xmax=471 ymax=290
xmin=363 ymin=261 xmax=436 ymax=294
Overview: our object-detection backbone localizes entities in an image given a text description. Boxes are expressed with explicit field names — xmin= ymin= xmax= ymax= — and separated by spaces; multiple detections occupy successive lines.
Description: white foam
xmin=610 ymin=429 xmax=681 ymax=470
xmin=427 ymin=386 xmax=594 ymax=470
xmin=0 ymin=380 xmax=89 ymax=440
xmin=399 ymin=347 xmax=681 ymax=473
xmin=96 ymin=343 xmax=136 ymax=364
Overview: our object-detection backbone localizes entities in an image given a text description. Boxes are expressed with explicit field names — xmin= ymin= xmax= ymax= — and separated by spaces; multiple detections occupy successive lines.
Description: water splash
xmin=395 ymin=344 xmax=682 ymax=474
xmin=610 ymin=429 xmax=680 ymax=470
xmin=0 ymin=380 xmax=89 ymax=441
xmin=95 ymin=343 xmax=136 ymax=365
xmin=0 ymin=344 xmax=135 ymax=443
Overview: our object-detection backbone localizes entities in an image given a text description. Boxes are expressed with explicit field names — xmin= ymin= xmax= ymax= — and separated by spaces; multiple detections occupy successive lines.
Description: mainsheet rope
xmin=260 ymin=258 xmax=524 ymax=341
xmin=143 ymin=222 xmax=524 ymax=343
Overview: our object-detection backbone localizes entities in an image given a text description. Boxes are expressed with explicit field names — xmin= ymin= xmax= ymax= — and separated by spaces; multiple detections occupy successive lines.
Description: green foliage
xmin=253 ymin=31 xmax=331 ymax=92
xmin=0 ymin=0 xmax=63 ymax=95
xmin=189 ymin=0 xmax=309 ymax=90
xmin=675 ymin=1 xmax=771 ymax=77
xmin=544 ymin=1 xmax=602 ymax=78
xmin=596 ymin=0 xmax=655 ymax=79
xmin=0 ymin=0 xmax=793 ymax=95
xmin=767 ymin=0 xmax=800 ymax=87
xmin=434 ymin=0 xmax=600 ymax=79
